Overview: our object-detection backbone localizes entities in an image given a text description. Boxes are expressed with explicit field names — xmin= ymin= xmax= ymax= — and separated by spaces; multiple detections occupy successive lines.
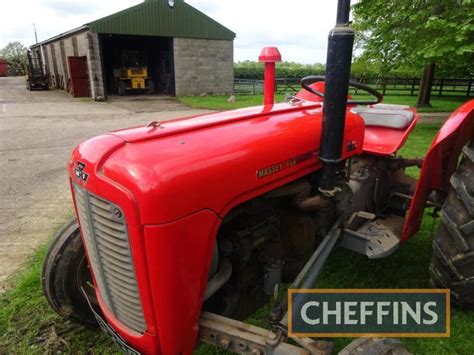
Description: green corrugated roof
xmin=88 ymin=0 xmax=235 ymax=40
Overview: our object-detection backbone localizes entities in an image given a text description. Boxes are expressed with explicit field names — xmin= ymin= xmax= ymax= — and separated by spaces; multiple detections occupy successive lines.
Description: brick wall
xmin=173 ymin=38 xmax=234 ymax=96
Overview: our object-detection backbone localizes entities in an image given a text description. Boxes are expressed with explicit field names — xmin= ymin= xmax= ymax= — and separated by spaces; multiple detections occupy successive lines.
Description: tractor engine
xmin=204 ymin=195 xmax=330 ymax=320
xmin=203 ymin=155 xmax=415 ymax=320
xmin=348 ymin=155 xmax=417 ymax=215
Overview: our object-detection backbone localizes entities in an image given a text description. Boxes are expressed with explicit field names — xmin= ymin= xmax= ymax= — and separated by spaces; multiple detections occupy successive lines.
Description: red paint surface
xmin=258 ymin=46 xmax=282 ymax=63
xmin=259 ymin=47 xmax=282 ymax=106
xmin=402 ymin=99 xmax=474 ymax=241
xmin=263 ymin=62 xmax=276 ymax=105
xmin=295 ymin=82 xmax=325 ymax=102
xmin=69 ymin=101 xmax=364 ymax=353
xmin=295 ymin=82 xmax=420 ymax=155
xmin=362 ymin=110 xmax=419 ymax=155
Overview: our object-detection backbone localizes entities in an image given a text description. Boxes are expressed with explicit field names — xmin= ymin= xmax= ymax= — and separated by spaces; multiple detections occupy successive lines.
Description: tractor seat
xmin=351 ymin=106 xmax=415 ymax=130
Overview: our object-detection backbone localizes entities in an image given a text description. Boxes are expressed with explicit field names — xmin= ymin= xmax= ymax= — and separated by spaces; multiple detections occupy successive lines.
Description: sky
xmin=0 ymin=0 xmax=341 ymax=64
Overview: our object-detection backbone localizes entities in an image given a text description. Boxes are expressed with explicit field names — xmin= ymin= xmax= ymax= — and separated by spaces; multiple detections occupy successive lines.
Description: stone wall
xmin=173 ymin=38 xmax=234 ymax=96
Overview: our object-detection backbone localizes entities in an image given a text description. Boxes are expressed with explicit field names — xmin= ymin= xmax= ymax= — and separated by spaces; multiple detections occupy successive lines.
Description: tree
xmin=0 ymin=41 xmax=28 ymax=67
xmin=353 ymin=0 xmax=474 ymax=107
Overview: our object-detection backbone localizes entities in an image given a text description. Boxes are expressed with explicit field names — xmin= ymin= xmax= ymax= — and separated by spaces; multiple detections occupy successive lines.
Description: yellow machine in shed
xmin=115 ymin=50 xmax=154 ymax=95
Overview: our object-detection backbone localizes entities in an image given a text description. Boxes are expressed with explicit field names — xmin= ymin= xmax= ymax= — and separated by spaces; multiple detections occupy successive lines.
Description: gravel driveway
xmin=0 ymin=76 xmax=212 ymax=290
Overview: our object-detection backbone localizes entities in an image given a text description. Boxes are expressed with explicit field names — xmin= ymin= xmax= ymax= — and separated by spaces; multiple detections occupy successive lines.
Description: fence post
xmin=467 ymin=78 xmax=472 ymax=97
xmin=382 ymin=79 xmax=387 ymax=96
xmin=438 ymin=78 xmax=444 ymax=96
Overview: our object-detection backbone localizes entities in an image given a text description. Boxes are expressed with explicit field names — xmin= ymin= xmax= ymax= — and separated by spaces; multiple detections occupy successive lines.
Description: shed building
xmin=30 ymin=0 xmax=235 ymax=99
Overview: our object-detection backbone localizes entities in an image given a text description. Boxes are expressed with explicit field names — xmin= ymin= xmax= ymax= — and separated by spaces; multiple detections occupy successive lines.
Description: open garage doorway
xmin=100 ymin=34 xmax=175 ymax=96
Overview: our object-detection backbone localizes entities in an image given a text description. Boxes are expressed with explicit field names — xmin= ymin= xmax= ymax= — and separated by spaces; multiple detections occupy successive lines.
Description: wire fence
xmin=234 ymin=77 xmax=474 ymax=97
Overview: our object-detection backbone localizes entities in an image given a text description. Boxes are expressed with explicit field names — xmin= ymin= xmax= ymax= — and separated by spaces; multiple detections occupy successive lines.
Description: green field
xmin=1 ymin=123 xmax=473 ymax=354
xmin=178 ymin=94 xmax=469 ymax=113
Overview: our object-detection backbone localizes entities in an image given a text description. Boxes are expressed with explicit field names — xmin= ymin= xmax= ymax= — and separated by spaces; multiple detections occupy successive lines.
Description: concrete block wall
xmin=37 ymin=30 xmax=104 ymax=99
xmin=86 ymin=32 xmax=105 ymax=99
xmin=42 ymin=44 xmax=55 ymax=81
xmin=40 ymin=31 xmax=88 ymax=90
xmin=173 ymin=38 xmax=234 ymax=96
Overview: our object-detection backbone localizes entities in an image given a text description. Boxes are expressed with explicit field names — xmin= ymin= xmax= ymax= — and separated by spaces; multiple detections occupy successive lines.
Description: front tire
xmin=41 ymin=217 xmax=98 ymax=325
xmin=430 ymin=141 xmax=474 ymax=309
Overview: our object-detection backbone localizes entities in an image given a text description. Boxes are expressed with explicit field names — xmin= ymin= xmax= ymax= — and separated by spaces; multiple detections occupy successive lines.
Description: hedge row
xmin=234 ymin=61 xmax=430 ymax=80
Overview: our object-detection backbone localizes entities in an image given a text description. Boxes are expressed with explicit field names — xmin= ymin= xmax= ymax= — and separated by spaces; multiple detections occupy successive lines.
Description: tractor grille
xmin=73 ymin=184 xmax=146 ymax=333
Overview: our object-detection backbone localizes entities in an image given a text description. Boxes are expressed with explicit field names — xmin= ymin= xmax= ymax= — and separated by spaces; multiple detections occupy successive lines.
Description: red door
xmin=0 ymin=59 xmax=7 ymax=77
xmin=67 ymin=56 xmax=89 ymax=97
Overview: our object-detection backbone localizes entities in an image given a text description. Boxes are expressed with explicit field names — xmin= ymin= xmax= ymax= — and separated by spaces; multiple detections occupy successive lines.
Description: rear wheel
xmin=430 ymin=141 xmax=474 ymax=309
xmin=41 ymin=217 xmax=98 ymax=325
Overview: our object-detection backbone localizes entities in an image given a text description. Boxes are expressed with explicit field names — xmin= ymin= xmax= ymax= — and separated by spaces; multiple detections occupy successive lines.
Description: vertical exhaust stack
xmin=319 ymin=0 xmax=354 ymax=196
xmin=259 ymin=47 xmax=282 ymax=106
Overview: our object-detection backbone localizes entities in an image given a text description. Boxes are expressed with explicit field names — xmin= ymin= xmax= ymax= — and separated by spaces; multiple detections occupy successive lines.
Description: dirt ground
xmin=0 ymin=76 xmax=213 ymax=290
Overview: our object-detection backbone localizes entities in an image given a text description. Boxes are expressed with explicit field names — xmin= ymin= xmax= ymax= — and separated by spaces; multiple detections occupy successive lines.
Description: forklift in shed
xmin=114 ymin=50 xmax=154 ymax=96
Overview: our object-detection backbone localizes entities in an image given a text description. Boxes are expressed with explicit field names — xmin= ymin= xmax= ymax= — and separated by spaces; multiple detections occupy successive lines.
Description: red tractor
xmin=41 ymin=0 xmax=473 ymax=353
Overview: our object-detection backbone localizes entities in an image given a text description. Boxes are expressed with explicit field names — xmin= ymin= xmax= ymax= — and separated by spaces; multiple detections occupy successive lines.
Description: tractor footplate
xmin=340 ymin=212 xmax=404 ymax=259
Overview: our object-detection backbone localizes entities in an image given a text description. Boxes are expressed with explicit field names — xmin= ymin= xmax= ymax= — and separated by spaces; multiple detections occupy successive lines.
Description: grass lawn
xmin=1 ymin=124 xmax=473 ymax=354
xmin=178 ymin=94 xmax=470 ymax=113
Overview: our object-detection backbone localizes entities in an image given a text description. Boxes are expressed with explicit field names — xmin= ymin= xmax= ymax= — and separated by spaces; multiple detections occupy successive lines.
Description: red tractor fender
xmin=402 ymin=99 xmax=474 ymax=241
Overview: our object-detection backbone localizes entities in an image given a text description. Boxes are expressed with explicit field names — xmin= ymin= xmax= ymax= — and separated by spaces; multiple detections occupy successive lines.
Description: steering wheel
xmin=300 ymin=75 xmax=383 ymax=105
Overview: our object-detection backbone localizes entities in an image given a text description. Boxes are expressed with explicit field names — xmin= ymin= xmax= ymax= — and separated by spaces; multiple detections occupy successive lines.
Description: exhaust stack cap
xmin=258 ymin=47 xmax=282 ymax=63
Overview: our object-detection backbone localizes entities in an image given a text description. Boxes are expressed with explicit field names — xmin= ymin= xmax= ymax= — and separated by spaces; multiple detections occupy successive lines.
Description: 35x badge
xmin=75 ymin=161 xmax=89 ymax=183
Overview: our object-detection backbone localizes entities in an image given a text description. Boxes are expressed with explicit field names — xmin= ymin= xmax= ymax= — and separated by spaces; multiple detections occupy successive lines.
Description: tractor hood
xmin=69 ymin=101 xmax=365 ymax=226
xmin=110 ymin=102 xmax=320 ymax=143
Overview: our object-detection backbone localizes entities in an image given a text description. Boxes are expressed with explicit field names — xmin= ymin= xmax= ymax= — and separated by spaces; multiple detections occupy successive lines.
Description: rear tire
xmin=430 ymin=141 xmax=474 ymax=309
xmin=41 ymin=217 xmax=98 ymax=326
